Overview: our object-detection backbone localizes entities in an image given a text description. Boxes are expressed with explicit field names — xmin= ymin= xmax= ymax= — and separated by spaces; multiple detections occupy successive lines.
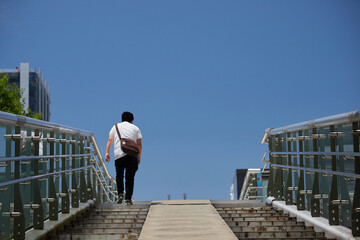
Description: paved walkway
xmin=138 ymin=200 xmax=238 ymax=240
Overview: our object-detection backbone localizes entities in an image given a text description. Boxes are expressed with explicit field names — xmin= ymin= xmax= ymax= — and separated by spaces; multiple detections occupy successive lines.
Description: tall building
xmin=0 ymin=63 xmax=50 ymax=121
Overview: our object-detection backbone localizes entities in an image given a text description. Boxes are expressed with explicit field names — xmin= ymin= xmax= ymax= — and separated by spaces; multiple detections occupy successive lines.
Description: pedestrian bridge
xmin=0 ymin=110 xmax=359 ymax=240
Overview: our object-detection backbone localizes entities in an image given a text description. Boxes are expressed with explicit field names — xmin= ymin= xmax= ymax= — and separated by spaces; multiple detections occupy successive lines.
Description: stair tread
xmin=61 ymin=229 xmax=141 ymax=234
xmin=60 ymin=233 xmax=139 ymax=235
xmin=70 ymin=225 xmax=143 ymax=229
xmin=235 ymin=237 xmax=326 ymax=239
xmin=58 ymin=204 xmax=149 ymax=239
xmin=216 ymin=206 xmax=329 ymax=240
xmin=232 ymin=229 xmax=320 ymax=233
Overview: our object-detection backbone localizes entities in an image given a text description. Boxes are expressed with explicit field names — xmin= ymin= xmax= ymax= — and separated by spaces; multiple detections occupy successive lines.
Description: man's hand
xmin=105 ymin=134 xmax=114 ymax=163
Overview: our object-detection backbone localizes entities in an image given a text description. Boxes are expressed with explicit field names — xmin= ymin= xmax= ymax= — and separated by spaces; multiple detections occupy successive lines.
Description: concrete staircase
xmin=53 ymin=200 xmax=338 ymax=240
xmin=57 ymin=202 xmax=150 ymax=240
xmin=215 ymin=204 xmax=332 ymax=240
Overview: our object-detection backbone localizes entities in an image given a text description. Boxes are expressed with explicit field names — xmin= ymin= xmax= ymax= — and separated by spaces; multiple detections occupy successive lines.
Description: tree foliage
xmin=0 ymin=73 xmax=42 ymax=120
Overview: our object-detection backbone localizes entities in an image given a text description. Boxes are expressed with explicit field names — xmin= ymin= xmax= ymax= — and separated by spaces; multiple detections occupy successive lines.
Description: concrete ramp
xmin=138 ymin=200 xmax=238 ymax=240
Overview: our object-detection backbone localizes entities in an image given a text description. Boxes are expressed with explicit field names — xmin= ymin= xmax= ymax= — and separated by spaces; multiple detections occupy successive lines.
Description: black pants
xmin=115 ymin=155 xmax=138 ymax=200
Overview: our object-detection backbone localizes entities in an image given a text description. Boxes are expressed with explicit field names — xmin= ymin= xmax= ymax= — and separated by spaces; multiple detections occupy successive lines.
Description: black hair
xmin=122 ymin=112 xmax=134 ymax=122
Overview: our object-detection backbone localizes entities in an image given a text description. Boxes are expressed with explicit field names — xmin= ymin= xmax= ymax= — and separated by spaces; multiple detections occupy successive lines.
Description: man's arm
xmin=137 ymin=138 xmax=142 ymax=165
xmin=105 ymin=134 xmax=114 ymax=162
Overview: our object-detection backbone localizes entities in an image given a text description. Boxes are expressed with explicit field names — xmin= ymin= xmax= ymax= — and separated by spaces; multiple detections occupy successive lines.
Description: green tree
xmin=0 ymin=73 xmax=42 ymax=120
xmin=27 ymin=108 xmax=42 ymax=120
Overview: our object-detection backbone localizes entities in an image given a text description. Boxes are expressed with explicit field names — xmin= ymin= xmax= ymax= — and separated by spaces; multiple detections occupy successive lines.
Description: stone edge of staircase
xmin=271 ymin=200 xmax=358 ymax=240
xmin=25 ymin=200 xmax=95 ymax=240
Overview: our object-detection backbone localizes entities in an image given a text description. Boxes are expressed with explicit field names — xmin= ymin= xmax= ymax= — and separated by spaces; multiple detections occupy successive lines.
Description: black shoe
xmin=125 ymin=199 xmax=132 ymax=206
xmin=116 ymin=195 xmax=124 ymax=204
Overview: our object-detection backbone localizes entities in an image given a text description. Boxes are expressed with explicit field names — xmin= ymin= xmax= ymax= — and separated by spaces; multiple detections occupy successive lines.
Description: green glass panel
xmin=40 ymin=130 xmax=49 ymax=222
xmin=0 ymin=125 xmax=14 ymax=239
xmin=317 ymin=127 xmax=330 ymax=218
xmin=281 ymin=134 xmax=288 ymax=198
xmin=269 ymin=136 xmax=276 ymax=190
xmin=324 ymin=127 xmax=332 ymax=220
xmin=292 ymin=131 xmax=299 ymax=203
xmin=337 ymin=124 xmax=352 ymax=228
xmin=55 ymin=133 xmax=61 ymax=211
xmin=75 ymin=136 xmax=80 ymax=187
xmin=304 ymin=129 xmax=313 ymax=211
xmin=19 ymin=127 xmax=34 ymax=231
xmin=66 ymin=134 xmax=70 ymax=186
xmin=322 ymin=126 xmax=332 ymax=171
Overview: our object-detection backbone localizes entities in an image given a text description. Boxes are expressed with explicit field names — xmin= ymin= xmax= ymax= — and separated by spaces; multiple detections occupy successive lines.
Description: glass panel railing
xmin=261 ymin=110 xmax=360 ymax=237
xmin=237 ymin=169 xmax=269 ymax=202
xmin=0 ymin=111 xmax=117 ymax=239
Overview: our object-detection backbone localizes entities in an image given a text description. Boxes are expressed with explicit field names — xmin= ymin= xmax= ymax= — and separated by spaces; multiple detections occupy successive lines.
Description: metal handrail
xmin=261 ymin=110 xmax=360 ymax=143
xmin=0 ymin=166 xmax=91 ymax=188
xmin=239 ymin=169 xmax=260 ymax=200
xmin=90 ymin=135 xmax=116 ymax=187
xmin=244 ymin=186 xmax=267 ymax=200
xmin=246 ymin=186 xmax=264 ymax=189
xmin=261 ymin=152 xmax=270 ymax=173
xmin=270 ymin=151 xmax=360 ymax=157
xmin=247 ymin=196 xmax=267 ymax=199
xmin=91 ymin=153 xmax=117 ymax=199
xmin=0 ymin=111 xmax=93 ymax=136
xmin=271 ymin=164 xmax=360 ymax=179
xmin=0 ymin=110 xmax=116 ymax=191
xmin=0 ymin=153 xmax=92 ymax=163
xmin=0 ymin=164 xmax=116 ymax=203
xmin=94 ymin=168 xmax=113 ymax=202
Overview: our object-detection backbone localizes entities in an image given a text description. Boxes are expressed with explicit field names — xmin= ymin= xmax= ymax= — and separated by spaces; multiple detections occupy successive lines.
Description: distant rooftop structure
xmin=0 ymin=62 xmax=50 ymax=121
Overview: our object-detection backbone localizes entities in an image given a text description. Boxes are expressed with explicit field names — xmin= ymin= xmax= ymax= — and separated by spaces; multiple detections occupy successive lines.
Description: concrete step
xmin=93 ymin=210 xmax=149 ymax=215
xmin=95 ymin=207 xmax=149 ymax=211
xmin=58 ymin=233 xmax=139 ymax=240
xmin=216 ymin=206 xmax=276 ymax=209
xmin=69 ymin=222 xmax=144 ymax=229
xmin=216 ymin=208 xmax=283 ymax=214
xmin=225 ymin=219 xmax=305 ymax=227
xmin=61 ymin=227 xmax=141 ymax=234
xmin=77 ymin=218 xmax=146 ymax=224
xmin=222 ymin=216 xmax=296 ymax=221
xmin=91 ymin=209 xmax=148 ymax=214
xmin=230 ymin=225 xmax=314 ymax=232
xmin=87 ymin=213 xmax=148 ymax=219
xmin=98 ymin=201 xmax=151 ymax=209
xmin=220 ymin=213 xmax=290 ymax=218
xmin=89 ymin=214 xmax=148 ymax=219
xmin=92 ymin=212 xmax=148 ymax=216
xmin=218 ymin=210 xmax=284 ymax=215
xmin=240 ymin=238 xmax=329 ymax=240
xmin=211 ymin=200 xmax=265 ymax=208
xmin=234 ymin=230 xmax=326 ymax=238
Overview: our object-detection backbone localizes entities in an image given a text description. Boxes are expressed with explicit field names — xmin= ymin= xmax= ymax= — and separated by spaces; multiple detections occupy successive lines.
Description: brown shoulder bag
xmin=115 ymin=124 xmax=139 ymax=158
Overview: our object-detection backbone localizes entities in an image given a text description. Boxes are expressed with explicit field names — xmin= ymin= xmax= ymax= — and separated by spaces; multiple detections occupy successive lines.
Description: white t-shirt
xmin=109 ymin=121 xmax=142 ymax=160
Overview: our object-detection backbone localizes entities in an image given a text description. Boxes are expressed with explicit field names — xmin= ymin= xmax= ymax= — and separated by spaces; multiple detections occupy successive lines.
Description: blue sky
xmin=1 ymin=0 xmax=359 ymax=201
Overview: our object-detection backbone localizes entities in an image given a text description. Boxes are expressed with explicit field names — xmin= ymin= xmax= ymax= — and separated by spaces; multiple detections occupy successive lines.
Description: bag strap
xmin=115 ymin=124 xmax=122 ymax=140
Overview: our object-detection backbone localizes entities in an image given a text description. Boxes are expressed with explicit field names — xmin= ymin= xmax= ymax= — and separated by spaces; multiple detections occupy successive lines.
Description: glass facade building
xmin=0 ymin=63 xmax=50 ymax=121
